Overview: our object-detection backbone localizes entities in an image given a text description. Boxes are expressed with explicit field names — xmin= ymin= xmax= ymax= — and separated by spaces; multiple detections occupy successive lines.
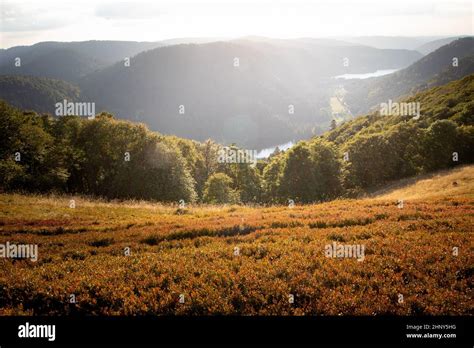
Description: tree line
xmin=1 ymin=75 xmax=473 ymax=204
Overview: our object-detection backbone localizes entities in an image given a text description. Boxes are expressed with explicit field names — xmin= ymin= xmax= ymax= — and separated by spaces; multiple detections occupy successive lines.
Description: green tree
xmin=307 ymin=139 xmax=342 ymax=199
xmin=277 ymin=140 xmax=342 ymax=203
xmin=422 ymin=119 xmax=460 ymax=171
xmin=344 ymin=133 xmax=396 ymax=189
xmin=203 ymin=173 xmax=239 ymax=204
xmin=262 ymin=156 xmax=284 ymax=203
xmin=0 ymin=102 xmax=67 ymax=191
xmin=278 ymin=142 xmax=315 ymax=203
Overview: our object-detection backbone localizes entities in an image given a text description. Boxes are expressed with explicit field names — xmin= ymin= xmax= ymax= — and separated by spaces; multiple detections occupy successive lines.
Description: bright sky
xmin=1 ymin=0 xmax=472 ymax=48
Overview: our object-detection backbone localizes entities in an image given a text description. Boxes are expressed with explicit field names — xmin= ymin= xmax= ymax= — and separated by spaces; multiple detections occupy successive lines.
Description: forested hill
xmin=78 ymin=40 xmax=422 ymax=149
xmin=326 ymin=73 xmax=474 ymax=145
xmin=0 ymin=74 xmax=473 ymax=204
xmin=0 ymin=39 xmax=423 ymax=149
xmin=0 ymin=41 xmax=164 ymax=82
xmin=0 ymin=75 xmax=81 ymax=114
xmin=263 ymin=74 xmax=474 ymax=201
xmin=344 ymin=37 xmax=474 ymax=115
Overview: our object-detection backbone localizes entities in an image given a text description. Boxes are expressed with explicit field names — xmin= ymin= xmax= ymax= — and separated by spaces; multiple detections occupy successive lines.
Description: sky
xmin=0 ymin=0 xmax=472 ymax=48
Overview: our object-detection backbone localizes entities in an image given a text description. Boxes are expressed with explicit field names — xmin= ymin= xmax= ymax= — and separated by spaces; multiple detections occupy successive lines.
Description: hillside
xmin=335 ymin=36 xmax=442 ymax=50
xmin=0 ymin=75 xmax=81 ymax=113
xmin=324 ymin=75 xmax=474 ymax=149
xmin=262 ymin=74 xmax=474 ymax=202
xmin=0 ymin=181 xmax=472 ymax=315
xmin=0 ymin=41 xmax=164 ymax=82
xmin=325 ymin=74 xmax=473 ymax=148
xmin=424 ymin=56 xmax=474 ymax=89
xmin=0 ymin=49 xmax=101 ymax=83
xmin=344 ymin=37 xmax=474 ymax=115
xmin=327 ymin=73 xmax=474 ymax=147
xmin=78 ymin=40 xmax=421 ymax=149
xmin=1 ymin=74 xmax=472 ymax=205
xmin=0 ymin=39 xmax=423 ymax=149
xmin=416 ymin=36 xmax=467 ymax=55
xmin=372 ymin=165 xmax=474 ymax=200
xmin=0 ymin=61 xmax=472 ymax=316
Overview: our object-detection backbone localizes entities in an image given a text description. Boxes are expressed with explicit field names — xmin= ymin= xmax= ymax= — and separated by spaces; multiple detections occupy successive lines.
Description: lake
xmin=334 ymin=69 xmax=399 ymax=80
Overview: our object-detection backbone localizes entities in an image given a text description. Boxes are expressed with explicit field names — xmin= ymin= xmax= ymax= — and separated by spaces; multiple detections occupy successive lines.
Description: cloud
xmin=95 ymin=2 xmax=163 ymax=20
xmin=0 ymin=2 xmax=70 ymax=32
xmin=1 ymin=0 xmax=471 ymax=47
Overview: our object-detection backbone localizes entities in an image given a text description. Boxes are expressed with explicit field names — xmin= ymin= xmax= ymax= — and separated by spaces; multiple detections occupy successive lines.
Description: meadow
xmin=0 ymin=166 xmax=472 ymax=316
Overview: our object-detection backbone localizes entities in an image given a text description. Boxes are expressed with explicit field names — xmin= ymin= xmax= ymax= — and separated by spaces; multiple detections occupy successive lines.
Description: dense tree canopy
xmin=203 ymin=173 xmax=239 ymax=204
xmin=0 ymin=75 xmax=473 ymax=203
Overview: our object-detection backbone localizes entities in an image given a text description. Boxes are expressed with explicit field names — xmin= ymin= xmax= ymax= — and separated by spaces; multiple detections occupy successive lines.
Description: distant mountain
xmin=335 ymin=36 xmax=444 ymax=50
xmin=233 ymin=38 xmax=422 ymax=73
xmin=0 ymin=75 xmax=81 ymax=114
xmin=424 ymin=56 xmax=474 ymax=88
xmin=0 ymin=38 xmax=427 ymax=148
xmin=159 ymin=37 xmax=226 ymax=46
xmin=416 ymin=37 xmax=469 ymax=55
xmin=0 ymin=49 xmax=103 ymax=83
xmin=236 ymin=36 xmax=356 ymax=47
xmin=0 ymin=41 xmax=163 ymax=82
xmin=344 ymin=37 xmax=474 ymax=115
xmin=78 ymin=40 xmax=421 ymax=149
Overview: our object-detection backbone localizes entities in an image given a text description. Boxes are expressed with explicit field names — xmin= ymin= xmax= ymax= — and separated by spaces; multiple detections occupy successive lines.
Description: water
xmin=257 ymin=141 xmax=294 ymax=159
xmin=255 ymin=68 xmax=398 ymax=159
xmin=334 ymin=69 xmax=399 ymax=80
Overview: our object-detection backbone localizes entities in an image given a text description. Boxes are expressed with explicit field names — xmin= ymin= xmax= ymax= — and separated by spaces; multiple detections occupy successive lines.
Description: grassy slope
xmin=371 ymin=165 xmax=474 ymax=200
xmin=0 ymin=167 xmax=472 ymax=315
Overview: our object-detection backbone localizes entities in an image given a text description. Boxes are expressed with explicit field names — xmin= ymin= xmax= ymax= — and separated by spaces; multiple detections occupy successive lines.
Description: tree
xmin=0 ymin=101 xmax=66 ymax=191
xmin=344 ymin=133 xmax=396 ymax=189
xmin=203 ymin=173 xmax=239 ymax=204
xmin=278 ymin=142 xmax=316 ymax=203
xmin=262 ymin=156 xmax=284 ymax=203
xmin=422 ymin=119 xmax=460 ymax=171
xmin=277 ymin=140 xmax=342 ymax=203
xmin=307 ymin=139 xmax=342 ymax=199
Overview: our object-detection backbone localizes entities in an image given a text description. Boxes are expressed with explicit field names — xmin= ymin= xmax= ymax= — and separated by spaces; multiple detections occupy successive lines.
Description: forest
xmin=1 ymin=74 xmax=473 ymax=204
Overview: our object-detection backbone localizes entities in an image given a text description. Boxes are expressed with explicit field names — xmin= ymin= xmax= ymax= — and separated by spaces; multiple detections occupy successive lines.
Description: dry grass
xmin=372 ymin=165 xmax=474 ymax=200
xmin=0 ymin=168 xmax=472 ymax=316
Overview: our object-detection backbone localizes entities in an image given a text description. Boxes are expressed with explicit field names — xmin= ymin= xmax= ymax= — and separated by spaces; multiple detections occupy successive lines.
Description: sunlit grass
xmin=0 ymin=168 xmax=472 ymax=315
